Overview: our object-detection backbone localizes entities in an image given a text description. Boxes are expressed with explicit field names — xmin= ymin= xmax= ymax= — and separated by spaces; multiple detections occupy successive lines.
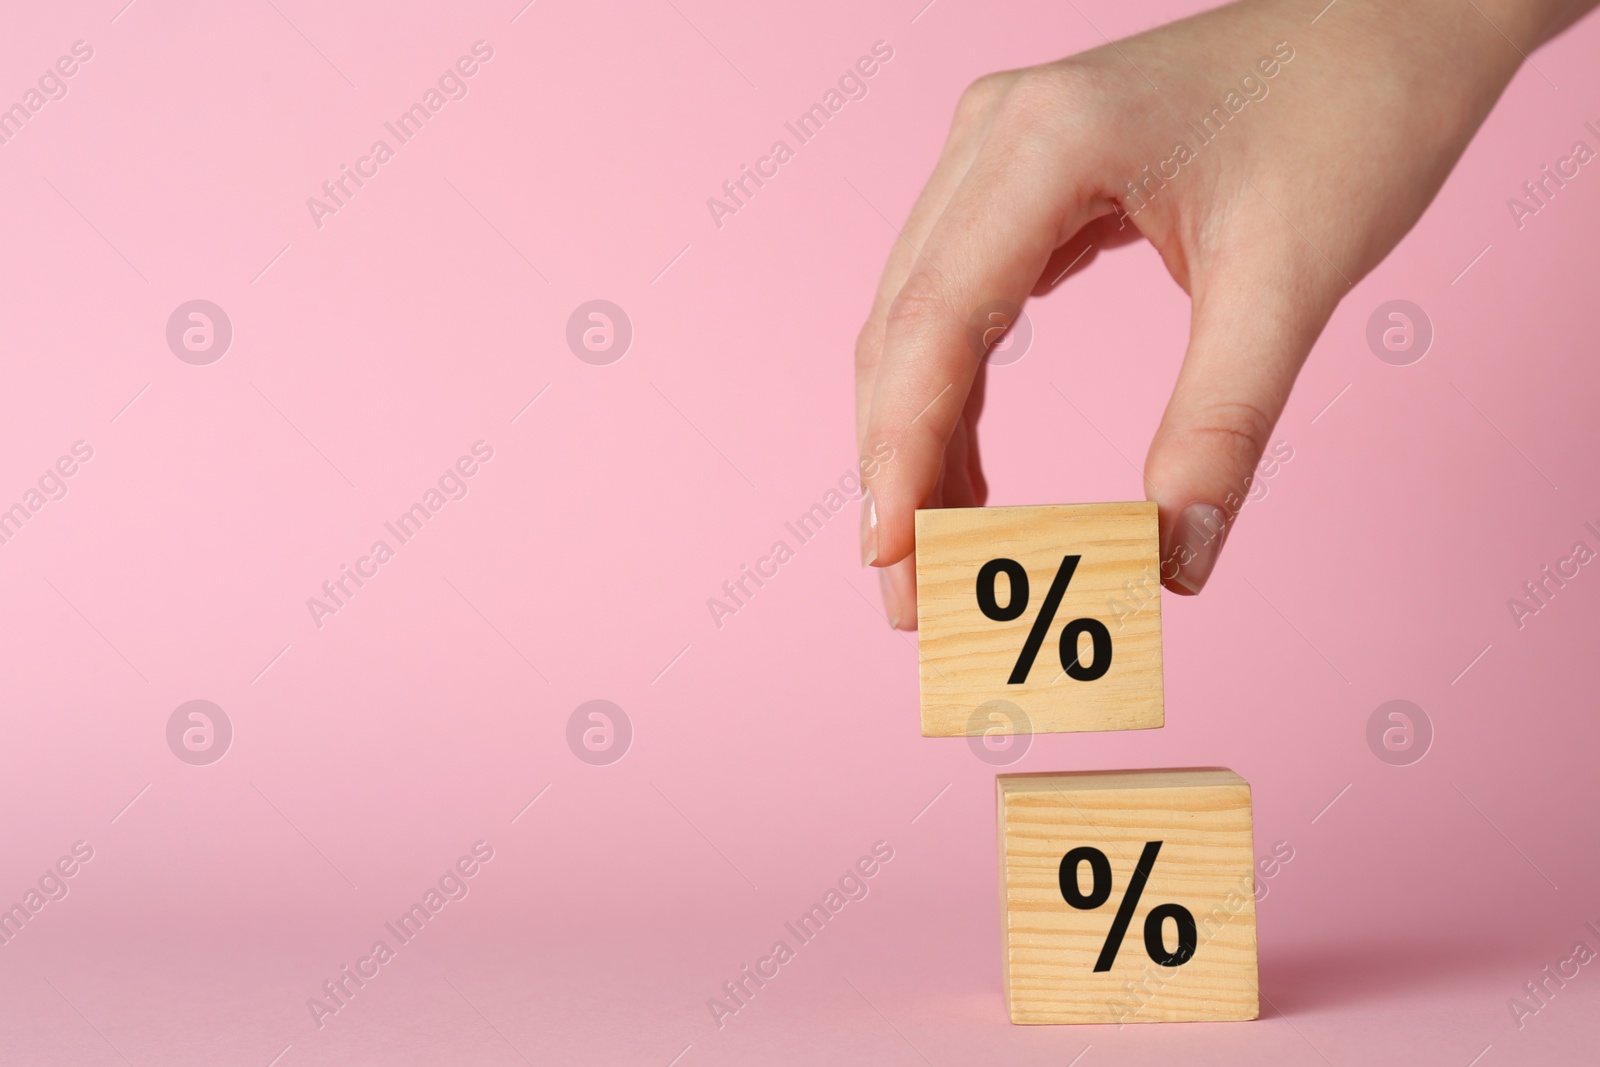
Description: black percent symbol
xmin=976 ymin=555 xmax=1112 ymax=684
xmin=1060 ymin=841 xmax=1196 ymax=971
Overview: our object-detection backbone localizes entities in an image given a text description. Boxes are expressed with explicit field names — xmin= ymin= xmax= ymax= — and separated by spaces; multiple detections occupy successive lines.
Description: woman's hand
xmin=855 ymin=0 xmax=1586 ymax=628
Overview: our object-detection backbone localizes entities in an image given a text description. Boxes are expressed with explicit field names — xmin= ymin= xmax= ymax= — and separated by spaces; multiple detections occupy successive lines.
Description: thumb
xmin=1144 ymin=244 xmax=1341 ymax=594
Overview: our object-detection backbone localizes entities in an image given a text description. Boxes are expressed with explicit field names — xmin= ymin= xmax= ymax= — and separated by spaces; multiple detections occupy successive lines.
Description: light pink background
xmin=2 ymin=1 xmax=1598 ymax=1063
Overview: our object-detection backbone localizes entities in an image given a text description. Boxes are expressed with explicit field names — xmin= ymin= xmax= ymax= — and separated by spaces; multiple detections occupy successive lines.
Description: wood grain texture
xmin=914 ymin=502 xmax=1163 ymax=736
xmin=997 ymin=768 xmax=1259 ymax=1024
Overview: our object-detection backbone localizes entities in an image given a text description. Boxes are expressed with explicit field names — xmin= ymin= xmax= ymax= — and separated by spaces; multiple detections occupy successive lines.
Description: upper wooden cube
xmin=914 ymin=502 xmax=1163 ymax=737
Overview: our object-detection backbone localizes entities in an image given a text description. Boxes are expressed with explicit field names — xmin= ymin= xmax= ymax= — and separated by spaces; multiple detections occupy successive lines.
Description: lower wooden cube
xmin=997 ymin=768 xmax=1259 ymax=1024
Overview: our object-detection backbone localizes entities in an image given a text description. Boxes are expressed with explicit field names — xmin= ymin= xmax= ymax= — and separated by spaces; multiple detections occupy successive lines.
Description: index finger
xmin=854 ymin=72 xmax=1018 ymax=456
xmin=861 ymin=70 xmax=1115 ymax=568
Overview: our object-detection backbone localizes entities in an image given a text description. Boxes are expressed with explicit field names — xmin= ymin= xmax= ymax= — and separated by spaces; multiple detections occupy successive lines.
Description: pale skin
xmin=856 ymin=0 xmax=1596 ymax=628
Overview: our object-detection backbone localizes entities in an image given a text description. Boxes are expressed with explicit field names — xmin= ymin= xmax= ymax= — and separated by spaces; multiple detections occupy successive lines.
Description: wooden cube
xmin=915 ymin=502 xmax=1163 ymax=737
xmin=996 ymin=768 xmax=1259 ymax=1024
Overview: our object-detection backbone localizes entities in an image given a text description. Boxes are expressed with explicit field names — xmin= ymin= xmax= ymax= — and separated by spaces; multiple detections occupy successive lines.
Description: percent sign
xmin=1060 ymin=841 xmax=1196 ymax=972
xmin=976 ymin=555 xmax=1112 ymax=684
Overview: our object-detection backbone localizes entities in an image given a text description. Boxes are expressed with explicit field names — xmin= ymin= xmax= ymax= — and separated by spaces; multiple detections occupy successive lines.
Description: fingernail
xmin=1166 ymin=502 xmax=1231 ymax=595
xmin=877 ymin=565 xmax=902 ymax=628
xmin=860 ymin=489 xmax=878 ymax=567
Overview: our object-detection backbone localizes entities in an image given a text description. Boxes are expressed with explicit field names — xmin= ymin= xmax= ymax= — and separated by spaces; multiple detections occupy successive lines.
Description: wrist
xmin=1345 ymin=0 xmax=1582 ymax=59
xmin=1466 ymin=0 xmax=1589 ymax=47
xmin=1290 ymin=0 xmax=1542 ymax=130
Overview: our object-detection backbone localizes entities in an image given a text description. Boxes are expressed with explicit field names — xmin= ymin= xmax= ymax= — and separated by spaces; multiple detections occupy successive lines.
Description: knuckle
xmin=1187 ymin=402 xmax=1274 ymax=473
xmin=994 ymin=69 xmax=1059 ymax=130
xmin=953 ymin=71 xmax=1014 ymax=127
xmin=994 ymin=62 xmax=1111 ymax=133
xmin=884 ymin=273 xmax=956 ymax=340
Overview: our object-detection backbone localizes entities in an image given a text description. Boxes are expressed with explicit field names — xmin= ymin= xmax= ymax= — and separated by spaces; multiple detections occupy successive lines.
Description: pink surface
xmin=2 ymin=1 xmax=1598 ymax=1063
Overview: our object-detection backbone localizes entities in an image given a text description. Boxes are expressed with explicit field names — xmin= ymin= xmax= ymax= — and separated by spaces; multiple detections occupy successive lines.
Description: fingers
xmin=854 ymin=79 xmax=1016 ymax=638
xmin=879 ymin=402 xmax=988 ymax=630
xmin=1144 ymin=220 xmax=1344 ymax=595
xmin=938 ymin=407 xmax=979 ymax=510
xmin=878 ymin=557 xmax=919 ymax=631
xmin=878 ymin=442 xmax=949 ymax=630
xmin=861 ymin=70 xmax=1114 ymax=570
xmin=855 ymin=73 xmax=1017 ymax=455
